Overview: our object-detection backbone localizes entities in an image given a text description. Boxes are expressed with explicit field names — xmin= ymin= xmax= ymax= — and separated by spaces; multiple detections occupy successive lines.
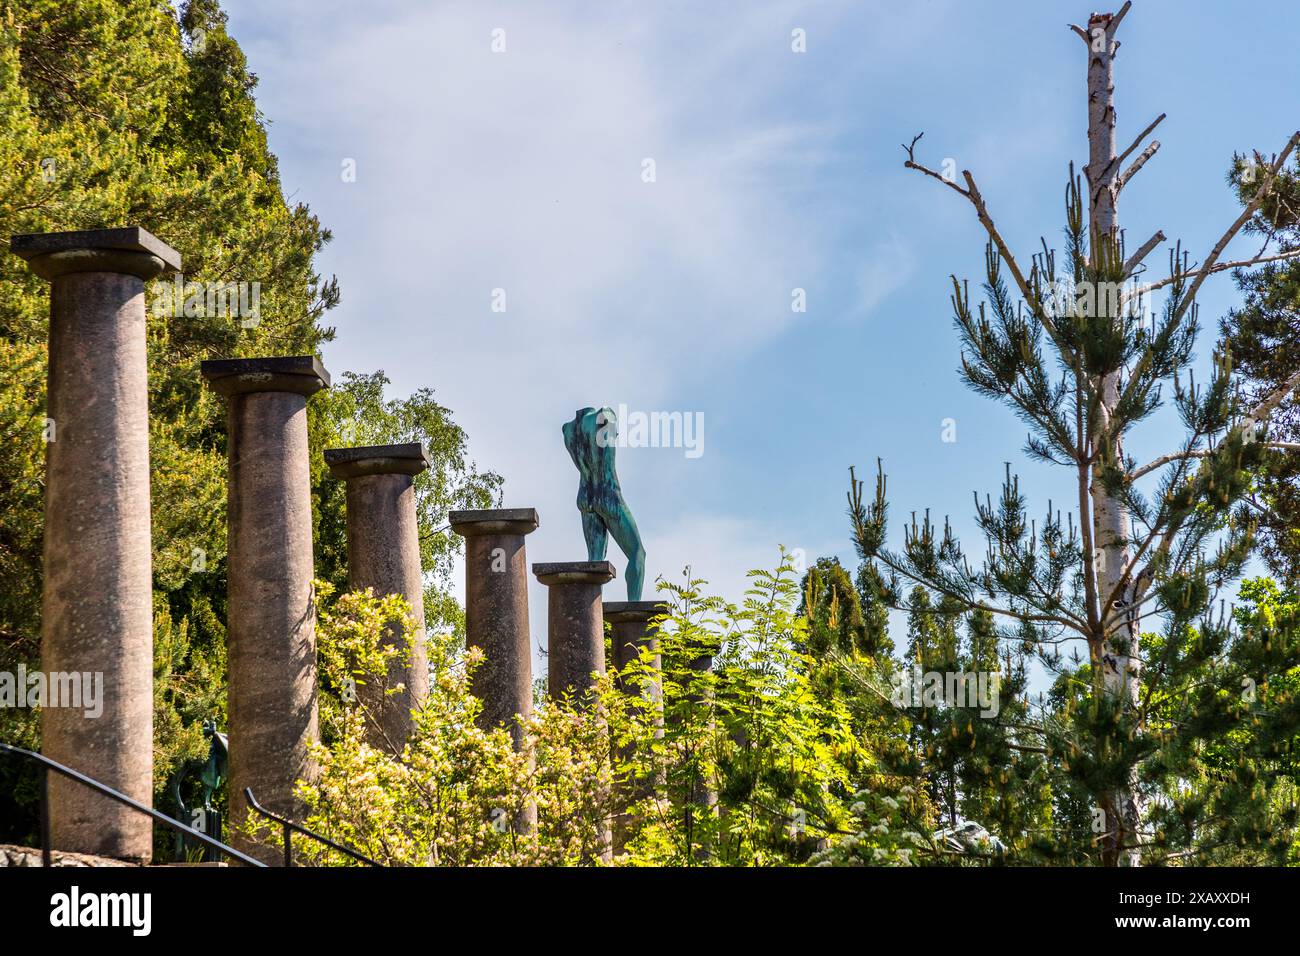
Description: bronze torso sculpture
xmin=563 ymin=407 xmax=645 ymax=601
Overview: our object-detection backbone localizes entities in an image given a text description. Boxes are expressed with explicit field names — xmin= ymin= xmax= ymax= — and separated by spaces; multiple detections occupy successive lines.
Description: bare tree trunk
xmin=1082 ymin=5 xmax=1143 ymax=867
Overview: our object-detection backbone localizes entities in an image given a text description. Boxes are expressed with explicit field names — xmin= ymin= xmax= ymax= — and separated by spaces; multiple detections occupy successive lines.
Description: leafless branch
xmin=1131 ymin=440 xmax=1300 ymax=481
xmin=1130 ymin=248 xmax=1300 ymax=298
xmin=960 ymin=172 xmax=1082 ymax=381
xmin=1109 ymin=1 xmax=1133 ymax=34
xmin=902 ymin=132 xmax=970 ymax=199
xmin=1110 ymin=130 xmax=1300 ymax=443
xmin=1175 ymin=131 xmax=1300 ymax=319
xmin=1116 ymin=139 xmax=1160 ymax=192
xmin=903 ymin=140 xmax=1102 ymax=407
xmin=1245 ymin=368 xmax=1300 ymax=430
xmin=1111 ymin=112 xmax=1165 ymax=178
xmin=1123 ymin=230 xmax=1165 ymax=277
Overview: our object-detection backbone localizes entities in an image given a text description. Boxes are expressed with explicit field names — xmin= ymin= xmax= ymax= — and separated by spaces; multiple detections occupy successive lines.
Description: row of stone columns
xmin=12 ymin=226 xmax=679 ymax=866
xmin=448 ymin=525 xmax=671 ymax=859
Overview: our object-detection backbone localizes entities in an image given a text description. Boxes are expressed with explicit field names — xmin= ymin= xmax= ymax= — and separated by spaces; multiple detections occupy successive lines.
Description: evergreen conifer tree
xmin=1221 ymin=153 xmax=1300 ymax=585
xmin=850 ymin=2 xmax=1300 ymax=864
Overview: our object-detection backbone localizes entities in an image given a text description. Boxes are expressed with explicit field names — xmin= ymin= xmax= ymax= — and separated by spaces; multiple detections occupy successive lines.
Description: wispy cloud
xmin=227 ymin=0 xmax=888 ymax=610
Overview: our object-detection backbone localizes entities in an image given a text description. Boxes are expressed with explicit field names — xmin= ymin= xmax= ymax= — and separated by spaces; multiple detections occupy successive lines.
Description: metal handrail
xmin=243 ymin=787 xmax=381 ymax=867
xmin=0 ymin=742 xmax=265 ymax=867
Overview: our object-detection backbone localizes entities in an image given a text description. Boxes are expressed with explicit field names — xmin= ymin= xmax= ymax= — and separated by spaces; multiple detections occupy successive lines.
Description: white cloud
xmin=854 ymin=235 xmax=916 ymax=317
xmin=219 ymin=0 xmax=936 ymax=660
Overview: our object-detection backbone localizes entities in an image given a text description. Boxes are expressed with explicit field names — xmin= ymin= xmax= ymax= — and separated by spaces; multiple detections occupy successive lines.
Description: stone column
xmin=324 ymin=443 xmax=430 ymax=752
xmin=533 ymin=562 xmax=615 ymax=705
xmin=535 ymin=560 xmax=615 ymax=862
xmin=450 ymin=509 xmax=538 ymax=832
xmin=201 ymin=355 xmax=329 ymax=865
xmin=685 ymin=649 xmax=718 ymax=856
xmin=11 ymin=227 xmax=181 ymax=863
xmin=606 ymin=601 xmax=666 ymax=699
xmin=605 ymin=600 xmax=666 ymax=854
xmin=657 ymin=639 xmax=719 ymax=858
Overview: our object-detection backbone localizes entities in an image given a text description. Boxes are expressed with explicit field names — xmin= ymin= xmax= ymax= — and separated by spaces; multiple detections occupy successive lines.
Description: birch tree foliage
xmin=849 ymin=2 xmax=1300 ymax=865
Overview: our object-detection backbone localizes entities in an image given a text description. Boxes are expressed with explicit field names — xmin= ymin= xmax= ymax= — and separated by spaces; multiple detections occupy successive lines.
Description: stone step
xmin=0 ymin=842 xmax=135 ymax=867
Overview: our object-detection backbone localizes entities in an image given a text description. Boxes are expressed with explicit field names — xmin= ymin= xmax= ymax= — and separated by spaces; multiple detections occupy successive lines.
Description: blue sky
xmin=220 ymin=0 xmax=1300 ymax=654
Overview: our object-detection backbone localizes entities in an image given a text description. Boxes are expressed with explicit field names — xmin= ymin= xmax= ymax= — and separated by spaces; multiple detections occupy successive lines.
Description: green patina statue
xmin=563 ymin=406 xmax=645 ymax=601
xmin=170 ymin=718 xmax=228 ymax=861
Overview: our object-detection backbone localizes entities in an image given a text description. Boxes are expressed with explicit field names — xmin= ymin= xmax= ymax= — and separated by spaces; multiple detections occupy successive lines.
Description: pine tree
xmin=1221 ymin=152 xmax=1300 ymax=585
xmin=953 ymin=609 xmax=1051 ymax=858
xmin=797 ymin=555 xmax=889 ymax=657
xmin=901 ymin=587 xmax=962 ymax=827
xmin=850 ymin=2 xmax=1300 ymax=865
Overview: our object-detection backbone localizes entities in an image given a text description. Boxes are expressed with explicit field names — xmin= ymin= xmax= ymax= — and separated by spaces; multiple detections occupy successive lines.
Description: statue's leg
xmin=603 ymin=499 xmax=645 ymax=602
xmin=582 ymin=511 xmax=609 ymax=561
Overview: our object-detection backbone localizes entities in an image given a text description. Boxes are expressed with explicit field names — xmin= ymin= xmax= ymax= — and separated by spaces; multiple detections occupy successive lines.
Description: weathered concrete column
xmin=533 ymin=561 xmax=616 ymax=705
xmin=605 ymin=600 xmax=666 ymax=854
xmin=449 ymin=509 xmax=538 ymax=741
xmin=450 ymin=508 xmax=538 ymax=833
xmin=660 ymin=642 xmax=719 ymax=859
xmin=201 ymin=355 xmax=329 ymax=865
xmin=685 ymin=649 xmax=718 ymax=855
xmin=11 ymin=227 xmax=181 ymax=863
xmin=606 ymin=601 xmax=666 ymax=699
xmin=535 ymin=560 xmax=616 ymax=861
xmin=324 ymin=443 xmax=430 ymax=752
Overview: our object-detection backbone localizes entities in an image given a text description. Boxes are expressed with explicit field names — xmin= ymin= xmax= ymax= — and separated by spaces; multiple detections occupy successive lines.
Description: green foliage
xmin=287 ymin=555 xmax=911 ymax=867
xmin=703 ymin=557 xmax=860 ymax=864
xmin=1222 ymin=154 xmax=1300 ymax=586
xmin=1136 ymin=578 xmax=1300 ymax=864
xmin=263 ymin=583 xmax=622 ymax=865
xmin=798 ymin=556 xmax=891 ymax=657
xmin=0 ymin=0 xmax=339 ymax=844
xmin=810 ymin=783 xmax=932 ymax=866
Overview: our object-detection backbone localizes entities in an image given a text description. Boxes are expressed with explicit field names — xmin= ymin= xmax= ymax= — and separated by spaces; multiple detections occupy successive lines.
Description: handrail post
xmin=39 ymin=765 xmax=51 ymax=868
xmin=243 ymin=785 xmax=380 ymax=866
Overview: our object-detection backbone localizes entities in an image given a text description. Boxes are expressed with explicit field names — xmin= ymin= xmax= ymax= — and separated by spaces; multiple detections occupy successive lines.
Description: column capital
xmin=324 ymin=442 xmax=428 ymax=479
xmin=201 ymin=355 xmax=330 ymax=397
xmin=604 ymin=600 xmax=667 ymax=624
xmin=533 ymin=561 xmax=616 ymax=587
xmin=11 ymin=227 xmax=181 ymax=281
xmin=449 ymin=508 xmax=538 ymax=537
